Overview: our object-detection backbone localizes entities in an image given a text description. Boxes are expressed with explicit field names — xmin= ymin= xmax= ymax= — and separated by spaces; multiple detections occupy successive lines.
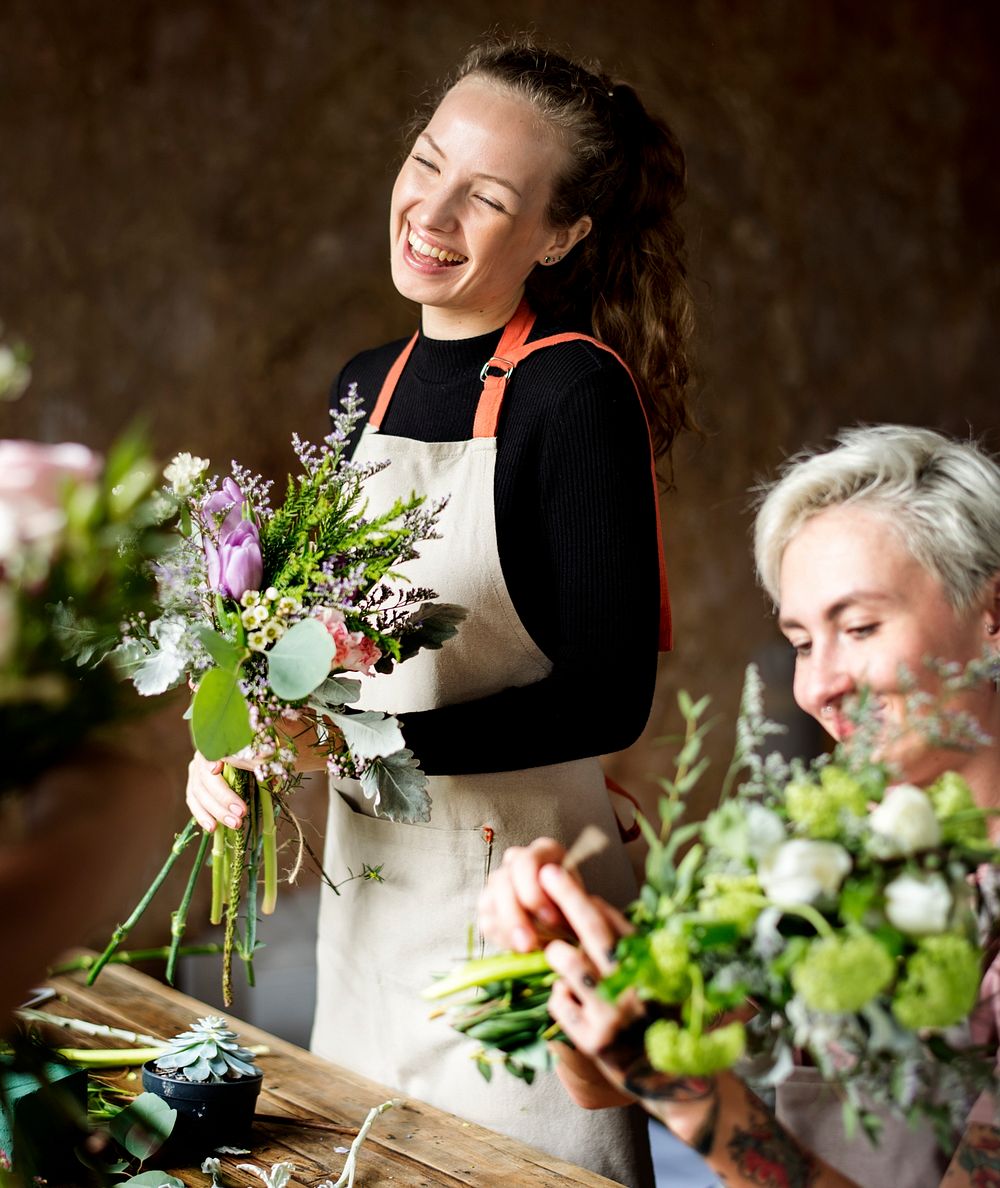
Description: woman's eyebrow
xmin=419 ymin=133 xmax=522 ymax=197
xmin=778 ymin=590 xmax=894 ymax=632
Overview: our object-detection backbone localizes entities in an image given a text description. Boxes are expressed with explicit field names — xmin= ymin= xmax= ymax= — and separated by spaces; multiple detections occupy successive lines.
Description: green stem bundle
xmin=86 ymin=818 xmax=200 ymax=985
xmin=166 ymin=827 xmax=213 ymax=985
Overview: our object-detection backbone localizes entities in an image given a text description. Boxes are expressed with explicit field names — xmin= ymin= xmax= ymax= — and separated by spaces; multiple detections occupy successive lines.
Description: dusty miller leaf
xmin=330 ymin=710 xmax=405 ymax=762
xmin=360 ymin=748 xmax=431 ymax=823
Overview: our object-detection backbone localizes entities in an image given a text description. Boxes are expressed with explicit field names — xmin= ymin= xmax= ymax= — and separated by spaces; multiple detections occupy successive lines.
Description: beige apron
xmin=776 ymin=1069 xmax=950 ymax=1187
xmin=311 ymin=309 xmax=659 ymax=1187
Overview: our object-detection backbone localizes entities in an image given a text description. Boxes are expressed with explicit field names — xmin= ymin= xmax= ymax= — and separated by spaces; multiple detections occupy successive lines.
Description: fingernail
xmin=513 ymin=927 xmax=533 ymax=952
xmin=230 ymin=804 xmax=243 ymax=816
xmin=224 ymin=815 xmax=239 ymax=829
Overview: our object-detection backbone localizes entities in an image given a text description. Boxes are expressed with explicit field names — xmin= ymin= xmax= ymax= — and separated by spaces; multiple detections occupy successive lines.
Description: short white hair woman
xmin=481 ymin=424 xmax=1000 ymax=1188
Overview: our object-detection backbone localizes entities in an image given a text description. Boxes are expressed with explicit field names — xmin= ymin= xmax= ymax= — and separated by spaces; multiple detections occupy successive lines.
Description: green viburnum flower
xmin=648 ymin=930 xmax=693 ymax=1003
xmin=791 ymin=933 xmax=896 ymax=1013
xmin=927 ymin=772 xmax=989 ymax=846
xmin=645 ymin=1018 xmax=746 ymax=1076
xmin=892 ymin=934 xmax=980 ymax=1030
xmin=697 ymin=873 xmax=765 ymax=934
xmin=785 ymin=765 xmax=867 ymax=839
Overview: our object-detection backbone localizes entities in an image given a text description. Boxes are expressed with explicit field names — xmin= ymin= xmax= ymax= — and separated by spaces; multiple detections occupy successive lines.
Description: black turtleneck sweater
xmin=332 ymin=319 xmax=662 ymax=775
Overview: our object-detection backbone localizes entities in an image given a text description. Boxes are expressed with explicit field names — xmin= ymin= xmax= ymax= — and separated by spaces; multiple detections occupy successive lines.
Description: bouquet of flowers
xmin=0 ymin=431 xmax=169 ymax=794
xmin=90 ymin=391 xmax=463 ymax=1001
xmin=425 ymin=666 xmax=1000 ymax=1146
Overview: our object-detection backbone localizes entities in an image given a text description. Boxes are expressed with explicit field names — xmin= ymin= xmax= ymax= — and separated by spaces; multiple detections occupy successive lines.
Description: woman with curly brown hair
xmin=188 ymin=38 xmax=696 ymax=1183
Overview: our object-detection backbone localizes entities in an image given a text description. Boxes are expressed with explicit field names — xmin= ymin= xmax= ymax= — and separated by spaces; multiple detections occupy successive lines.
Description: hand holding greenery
xmin=93 ymin=390 xmax=464 ymax=1002
xmin=426 ymin=665 xmax=1000 ymax=1146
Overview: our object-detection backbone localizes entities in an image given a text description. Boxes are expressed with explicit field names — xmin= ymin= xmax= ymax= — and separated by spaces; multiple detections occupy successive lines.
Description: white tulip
xmin=869 ymin=784 xmax=941 ymax=856
xmin=884 ymin=871 xmax=952 ymax=935
xmin=758 ymin=839 xmax=852 ymax=906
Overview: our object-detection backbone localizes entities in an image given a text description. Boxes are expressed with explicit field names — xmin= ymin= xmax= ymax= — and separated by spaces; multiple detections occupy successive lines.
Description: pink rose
xmin=0 ymin=440 xmax=101 ymax=563
xmin=313 ymin=606 xmax=382 ymax=675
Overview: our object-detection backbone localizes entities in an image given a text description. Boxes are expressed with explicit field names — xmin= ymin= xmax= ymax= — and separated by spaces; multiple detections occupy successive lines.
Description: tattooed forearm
xmin=724 ymin=1084 xmax=820 ymax=1188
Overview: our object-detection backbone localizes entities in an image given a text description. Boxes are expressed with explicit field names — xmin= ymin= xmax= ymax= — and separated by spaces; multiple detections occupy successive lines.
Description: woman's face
xmin=389 ymin=77 xmax=589 ymax=336
xmin=777 ymin=504 xmax=998 ymax=785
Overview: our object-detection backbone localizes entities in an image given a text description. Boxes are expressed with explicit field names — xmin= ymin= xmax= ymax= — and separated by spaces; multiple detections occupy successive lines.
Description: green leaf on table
xmin=109 ymin=1091 xmax=176 ymax=1161
xmin=192 ymin=624 xmax=245 ymax=672
xmin=117 ymin=1175 xmax=184 ymax=1188
xmin=266 ymin=617 xmax=335 ymax=699
xmin=360 ymin=747 xmax=431 ymax=822
xmin=330 ymin=710 xmax=405 ymax=762
xmin=308 ymin=674 xmax=362 ymax=711
xmin=191 ymin=666 xmax=253 ymax=759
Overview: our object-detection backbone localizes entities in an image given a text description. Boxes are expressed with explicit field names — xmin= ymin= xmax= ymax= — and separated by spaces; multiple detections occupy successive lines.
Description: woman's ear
xmin=542 ymin=215 xmax=592 ymax=264
xmin=985 ymin=571 xmax=1000 ymax=642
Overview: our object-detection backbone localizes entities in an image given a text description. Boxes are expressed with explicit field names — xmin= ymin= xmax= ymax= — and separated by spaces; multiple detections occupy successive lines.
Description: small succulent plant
xmin=153 ymin=1016 xmax=260 ymax=1083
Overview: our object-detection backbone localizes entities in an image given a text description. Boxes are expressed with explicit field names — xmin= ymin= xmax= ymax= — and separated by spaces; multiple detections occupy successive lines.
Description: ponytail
xmin=450 ymin=38 xmax=698 ymax=461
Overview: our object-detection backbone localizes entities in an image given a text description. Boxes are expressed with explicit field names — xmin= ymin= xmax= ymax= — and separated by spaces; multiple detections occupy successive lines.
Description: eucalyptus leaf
xmin=109 ymin=1091 xmax=176 ymax=1161
xmin=308 ymin=674 xmax=362 ymax=711
xmin=192 ymin=624 xmax=245 ymax=672
xmin=191 ymin=667 xmax=253 ymax=760
xmin=330 ymin=710 xmax=405 ymax=762
xmin=266 ymin=617 xmax=335 ymax=699
xmin=360 ymin=748 xmax=432 ymax=822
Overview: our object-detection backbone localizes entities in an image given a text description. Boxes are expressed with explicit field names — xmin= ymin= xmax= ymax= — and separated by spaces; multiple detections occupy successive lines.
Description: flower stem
xmin=210 ymin=824 xmax=226 ymax=926
xmin=49 ymin=944 xmax=223 ymax=975
xmin=421 ymin=951 xmax=552 ymax=1001
xmin=780 ymin=901 xmax=835 ymax=939
xmin=86 ymin=817 xmax=200 ymax=986
xmin=166 ymin=826 xmax=213 ymax=985
xmin=223 ymin=808 xmax=248 ymax=1008
xmin=259 ymin=778 xmax=278 ymax=916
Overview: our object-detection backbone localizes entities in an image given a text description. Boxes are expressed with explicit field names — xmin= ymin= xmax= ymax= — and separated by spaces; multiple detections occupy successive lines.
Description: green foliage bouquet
xmin=425 ymin=666 xmax=1000 ymax=1146
xmin=91 ymin=389 xmax=463 ymax=1001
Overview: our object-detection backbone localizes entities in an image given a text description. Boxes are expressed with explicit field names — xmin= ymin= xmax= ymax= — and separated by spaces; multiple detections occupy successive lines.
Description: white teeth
xmin=407 ymin=230 xmax=466 ymax=264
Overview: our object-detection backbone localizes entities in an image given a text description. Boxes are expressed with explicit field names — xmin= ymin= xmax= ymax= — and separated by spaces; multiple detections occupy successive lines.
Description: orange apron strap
xmin=474 ymin=327 xmax=673 ymax=652
xmin=368 ymin=331 xmax=418 ymax=430
xmin=606 ymin=775 xmax=643 ymax=844
xmin=471 ymin=297 xmax=537 ymax=438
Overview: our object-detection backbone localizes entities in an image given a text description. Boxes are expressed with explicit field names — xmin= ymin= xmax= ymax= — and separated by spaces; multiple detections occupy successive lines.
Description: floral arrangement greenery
xmin=425 ymin=665 xmax=1000 ymax=1147
xmin=0 ymin=432 xmax=170 ymax=795
xmin=90 ymin=391 xmax=463 ymax=1002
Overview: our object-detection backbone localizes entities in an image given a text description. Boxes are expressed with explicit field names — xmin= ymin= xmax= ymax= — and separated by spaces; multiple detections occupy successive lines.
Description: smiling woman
xmin=478 ymin=424 xmax=1000 ymax=1188
xmin=186 ymin=35 xmax=698 ymax=1187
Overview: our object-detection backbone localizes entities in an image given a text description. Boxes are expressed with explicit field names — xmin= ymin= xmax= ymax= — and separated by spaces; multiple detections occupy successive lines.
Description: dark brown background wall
xmin=2 ymin=0 xmax=997 ymax=828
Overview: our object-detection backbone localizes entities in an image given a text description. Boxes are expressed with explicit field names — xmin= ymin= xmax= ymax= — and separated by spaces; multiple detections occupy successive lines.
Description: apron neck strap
xmin=364 ymin=298 xmax=673 ymax=650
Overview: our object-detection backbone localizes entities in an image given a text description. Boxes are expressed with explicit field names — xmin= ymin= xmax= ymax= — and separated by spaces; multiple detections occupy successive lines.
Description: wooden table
xmin=39 ymin=962 xmax=621 ymax=1186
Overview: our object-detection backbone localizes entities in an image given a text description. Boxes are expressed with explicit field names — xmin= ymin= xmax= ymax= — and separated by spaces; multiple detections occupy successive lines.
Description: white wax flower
xmin=869 ymin=784 xmax=941 ymax=856
xmin=758 ymin=839 xmax=852 ymax=906
xmin=164 ymin=451 xmax=209 ymax=496
xmin=884 ymin=871 xmax=952 ymax=935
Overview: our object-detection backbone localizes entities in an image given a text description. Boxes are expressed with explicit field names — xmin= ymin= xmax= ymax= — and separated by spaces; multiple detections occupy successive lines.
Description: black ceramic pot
xmin=141 ymin=1062 xmax=263 ymax=1158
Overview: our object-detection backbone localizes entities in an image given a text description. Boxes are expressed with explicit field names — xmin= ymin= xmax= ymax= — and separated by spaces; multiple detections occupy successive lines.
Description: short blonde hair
xmin=754 ymin=425 xmax=1000 ymax=610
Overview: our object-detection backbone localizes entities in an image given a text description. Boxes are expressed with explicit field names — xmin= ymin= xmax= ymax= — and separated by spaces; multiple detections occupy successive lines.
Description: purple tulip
xmin=205 ymin=517 xmax=263 ymax=599
xmin=202 ymin=477 xmax=246 ymax=539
